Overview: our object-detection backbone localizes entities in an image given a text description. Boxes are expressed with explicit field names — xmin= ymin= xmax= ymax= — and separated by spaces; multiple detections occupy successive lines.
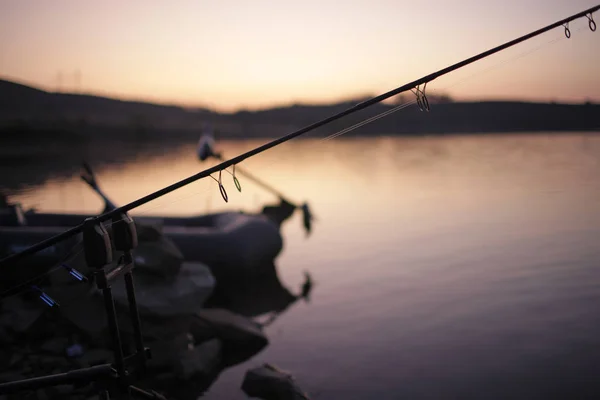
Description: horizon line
xmin=1 ymin=74 xmax=596 ymax=114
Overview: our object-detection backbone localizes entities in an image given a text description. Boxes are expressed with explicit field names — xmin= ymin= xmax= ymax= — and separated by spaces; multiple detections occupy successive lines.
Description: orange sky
xmin=1 ymin=0 xmax=599 ymax=112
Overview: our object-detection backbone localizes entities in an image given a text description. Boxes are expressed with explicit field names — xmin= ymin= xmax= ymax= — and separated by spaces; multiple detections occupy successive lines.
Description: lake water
xmin=7 ymin=133 xmax=600 ymax=399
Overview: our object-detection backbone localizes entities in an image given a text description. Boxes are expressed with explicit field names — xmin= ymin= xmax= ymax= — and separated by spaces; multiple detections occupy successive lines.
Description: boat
xmin=0 ymin=205 xmax=294 ymax=283
xmin=197 ymin=123 xmax=217 ymax=162
xmin=0 ymin=165 xmax=299 ymax=281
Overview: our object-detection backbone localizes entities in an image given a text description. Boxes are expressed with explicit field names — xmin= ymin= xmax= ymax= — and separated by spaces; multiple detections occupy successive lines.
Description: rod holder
xmin=83 ymin=217 xmax=112 ymax=268
xmin=0 ymin=217 xmax=165 ymax=399
xmin=112 ymin=213 xmax=138 ymax=253
xmin=112 ymin=212 xmax=147 ymax=373
xmin=83 ymin=217 xmax=128 ymax=395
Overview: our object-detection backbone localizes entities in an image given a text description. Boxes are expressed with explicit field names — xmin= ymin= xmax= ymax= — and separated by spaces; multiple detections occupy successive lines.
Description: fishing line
xmin=1 ymin=5 xmax=598 ymax=268
xmin=0 ymin=241 xmax=85 ymax=301
xmin=214 ymin=100 xmax=420 ymax=187
xmin=241 ymin=23 xmax=576 ymax=173
xmin=129 ymin=180 xmax=215 ymax=218
xmin=6 ymin=12 xmax=592 ymax=237
xmin=312 ymin=23 xmax=577 ymax=143
xmin=321 ymin=100 xmax=418 ymax=142
xmin=199 ymin=20 xmax=586 ymax=201
xmin=128 ymin=164 xmax=250 ymax=216
xmin=436 ymin=26 xmax=580 ymax=92
xmin=107 ymin=154 xmax=252 ymax=218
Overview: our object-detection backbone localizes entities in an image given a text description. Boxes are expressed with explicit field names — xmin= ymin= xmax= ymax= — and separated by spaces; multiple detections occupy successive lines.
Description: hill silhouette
xmin=1 ymin=77 xmax=598 ymax=142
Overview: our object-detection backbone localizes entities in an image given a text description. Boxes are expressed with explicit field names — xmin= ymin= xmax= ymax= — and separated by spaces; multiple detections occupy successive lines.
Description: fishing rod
xmin=197 ymin=133 xmax=292 ymax=201
xmin=0 ymin=4 xmax=597 ymax=268
xmin=221 ymin=159 xmax=288 ymax=201
xmin=197 ymin=133 xmax=315 ymax=234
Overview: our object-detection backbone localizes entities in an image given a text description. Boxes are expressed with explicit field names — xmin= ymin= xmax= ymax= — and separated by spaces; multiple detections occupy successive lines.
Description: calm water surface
xmin=9 ymin=133 xmax=600 ymax=399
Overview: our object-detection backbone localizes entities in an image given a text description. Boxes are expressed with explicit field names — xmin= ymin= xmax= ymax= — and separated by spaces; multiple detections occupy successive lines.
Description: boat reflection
xmin=206 ymin=263 xmax=314 ymax=323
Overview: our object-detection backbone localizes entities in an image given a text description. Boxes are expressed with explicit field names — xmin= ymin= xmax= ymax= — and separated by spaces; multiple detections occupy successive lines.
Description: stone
xmin=110 ymin=262 xmax=215 ymax=318
xmin=146 ymin=333 xmax=195 ymax=374
xmin=242 ymin=364 xmax=310 ymax=400
xmin=139 ymin=315 xmax=192 ymax=342
xmin=0 ymin=371 xmax=26 ymax=384
xmin=149 ymin=334 xmax=220 ymax=374
xmin=0 ymin=296 xmax=45 ymax=335
xmin=78 ymin=348 xmax=113 ymax=367
xmin=191 ymin=309 xmax=268 ymax=366
xmin=131 ymin=238 xmax=183 ymax=279
xmin=40 ymin=337 xmax=69 ymax=355
xmin=154 ymin=371 xmax=178 ymax=382
xmin=0 ymin=326 xmax=12 ymax=343
xmin=35 ymin=389 xmax=49 ymax=400
xmin=144 ymin=336 xmax=223 ymax=400
xmin=124 ymin=220 xmax=184 ymax=279
xmin=59 ymin=291 xmax=109 ymax=341
xmin=9 ymin=352 xmax=24 ymax=367
xmin=0 ymin=351 xmax=9 ymax=370
xmin=38 ymin=354 xmax=66 ymax=370
xmin=46 ymin=385 xmax=74 ymax=399
xmin=178 ymin=338 xmax=222 ymax=380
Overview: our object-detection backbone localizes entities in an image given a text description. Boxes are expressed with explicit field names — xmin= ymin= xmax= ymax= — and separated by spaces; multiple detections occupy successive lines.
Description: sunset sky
xmin=1 ymin=0 xmax=599 ymax=112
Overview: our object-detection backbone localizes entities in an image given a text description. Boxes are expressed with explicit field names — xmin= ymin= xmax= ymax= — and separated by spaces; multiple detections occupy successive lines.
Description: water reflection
xmin=206 ymin=263 xmax=314 ymax=323
xmin=3 ymin=134 xmax=600 ymax=399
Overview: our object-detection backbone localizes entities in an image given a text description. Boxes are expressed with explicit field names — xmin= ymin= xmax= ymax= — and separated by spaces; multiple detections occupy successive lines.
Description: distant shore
xmin=2 ymin=130 xmax=599 ymax=194
xmin=1 ymin=78 xmax=599 ymax=143
xmin=2 ymin=78 xmax=599 ymax=192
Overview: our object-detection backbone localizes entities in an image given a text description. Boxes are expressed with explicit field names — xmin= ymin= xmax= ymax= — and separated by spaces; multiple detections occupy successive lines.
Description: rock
xmin=135 ymin=221 xmax=164 ymax=241
xmin=122 ymin=220 xmax=184 ymax=279
xmin=147 ymin=333 xmax=196 ymax=373
xmin=0 ymin=296 xmax=45 ymax=335
xmin=59 ymin=290 xmax=110 ymax=343
xmin=145 ymin=336 xmax=223 ymax=400
xmin=78 ymin=348 xmax=113 ymax=367
xmin=0 ymin=371 xmax=26 ymax=384
xmin=110 ymin=262 xmax=215 ymax=318
xmin=148 ymin=333 xmax=222 ymax=379
xmin=40 ymin=337 xmax=69 ymax=355
xmin=0 ymin=351 xmax=9 ymax=370
xmin=131 ymin=237 xmax=183 ymax=278
xmin=139 ymin=315 xmax=192 ymax=342
xmin=0 ymin=326 xmax=12 ymax=342
xmin=242 ymin=364 xmax=310 ymax=400
xmin=9 ymin=353 xmax=24 ymax=367
xmin=178 ymin=339 xmax=222 ymax=380
xmin=45 ymin=385 xmax=75 ymax=399
xmin=191 ymin=309 xmax=268 ymax=366
xmin=39 ymin=354 xmax=68 ymax=370
xmin=154 ymin=371 xmax=178 ymax=382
